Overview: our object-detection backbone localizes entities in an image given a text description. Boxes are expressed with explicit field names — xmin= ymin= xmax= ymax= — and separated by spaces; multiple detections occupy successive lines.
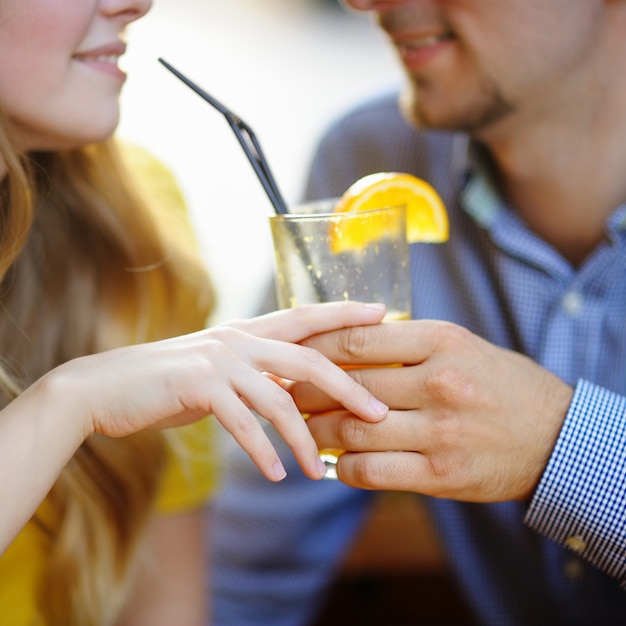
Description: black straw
xmin=158 ymin=58 xmax=289 ymax=215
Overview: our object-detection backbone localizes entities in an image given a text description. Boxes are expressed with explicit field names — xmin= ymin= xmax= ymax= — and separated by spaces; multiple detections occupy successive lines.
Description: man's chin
xmin=399 ymin=84 xmax=456 ymax=131
xmin=399 ymin=81 xmax=513 ymax=136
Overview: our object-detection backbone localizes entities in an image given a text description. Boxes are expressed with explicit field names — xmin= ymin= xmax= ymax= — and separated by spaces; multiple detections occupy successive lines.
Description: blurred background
xmin=119 ymin=0 xmax=402 ymax=323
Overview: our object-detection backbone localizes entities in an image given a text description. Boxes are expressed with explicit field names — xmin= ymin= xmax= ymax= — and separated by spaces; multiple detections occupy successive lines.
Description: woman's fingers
xmin=227 ymin=368 xmax=326 ymax=480
xmin=253 ymin=341 xmax=389 ymax=422
xmin=228 ymin=301 xmax=386 ymax=343
xmin=206 ymin=386 xmax=287 ymax=482
xmin=207 ymin=326 xmax=389 ymax=423
xmin=212 ymin=339 xmax=389 ymax=480
xmin=290 ymin=364 xmax=425 ymax=415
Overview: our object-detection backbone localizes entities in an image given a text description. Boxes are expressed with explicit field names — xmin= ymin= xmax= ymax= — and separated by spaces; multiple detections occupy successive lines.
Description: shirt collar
xmin=458 ymin=140 xmax=626 ymax=238
xmin=458 ymin=141 xmax=505 ymax=228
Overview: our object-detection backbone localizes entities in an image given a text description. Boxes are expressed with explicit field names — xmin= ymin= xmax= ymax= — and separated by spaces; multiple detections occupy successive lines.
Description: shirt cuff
xmin=524 ymin=379 xmax=626 ymax=587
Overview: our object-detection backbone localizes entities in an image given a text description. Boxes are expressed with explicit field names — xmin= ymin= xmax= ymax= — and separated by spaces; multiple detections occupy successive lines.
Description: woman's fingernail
xmin=316 ymin=457 xmax=327 ymax=478
xmin=365 ymin=302 xmax=386 ymax=311
xmin=370 ymin=396 xmax=389 ymax=414
xmin=273 ymin=461 xmax=287 ymax=481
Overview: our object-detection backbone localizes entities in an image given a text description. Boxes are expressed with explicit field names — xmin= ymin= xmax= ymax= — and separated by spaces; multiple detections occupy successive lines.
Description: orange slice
xmin=332 ymin=172 xmax=449 ymax=252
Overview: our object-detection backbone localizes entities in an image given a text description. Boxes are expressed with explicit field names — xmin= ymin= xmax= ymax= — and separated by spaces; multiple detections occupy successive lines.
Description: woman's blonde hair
xmin=0 ymin=111 xmax=214 ymax=624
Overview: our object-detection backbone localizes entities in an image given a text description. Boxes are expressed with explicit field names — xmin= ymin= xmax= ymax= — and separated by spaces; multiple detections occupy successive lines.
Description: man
xmin=210 ymin=1 xmax=626 ymax=624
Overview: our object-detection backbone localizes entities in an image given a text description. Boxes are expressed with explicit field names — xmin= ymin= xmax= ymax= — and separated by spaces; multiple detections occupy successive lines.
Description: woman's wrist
xmin=0 ymin=364 xmax=89 ymax=551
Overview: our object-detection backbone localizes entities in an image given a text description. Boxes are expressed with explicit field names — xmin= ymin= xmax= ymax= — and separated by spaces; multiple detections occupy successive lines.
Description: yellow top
xmin=0 ymin=144 xmax=218 ymax=624
xmin=0 ymin=421 xmax=217 ymax=625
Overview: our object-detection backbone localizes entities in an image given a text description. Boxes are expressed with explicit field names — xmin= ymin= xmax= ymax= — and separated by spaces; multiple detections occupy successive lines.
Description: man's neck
xmin=474 ymin=12 xmax=626 ymax=267
xmin=476 ymin=90 xmax=626 ymax=266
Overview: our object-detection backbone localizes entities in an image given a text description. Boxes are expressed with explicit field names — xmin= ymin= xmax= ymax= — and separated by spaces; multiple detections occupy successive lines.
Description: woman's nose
xmin=101 ymin=0 xmax=153 ymax=24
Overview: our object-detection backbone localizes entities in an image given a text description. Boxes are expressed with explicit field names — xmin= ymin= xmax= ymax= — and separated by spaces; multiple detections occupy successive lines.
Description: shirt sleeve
xmin=525 ymin=379 xmax=626 ymax=588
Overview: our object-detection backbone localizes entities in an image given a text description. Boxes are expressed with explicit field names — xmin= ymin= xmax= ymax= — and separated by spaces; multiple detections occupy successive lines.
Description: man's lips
xmin=388 ymin=31 xmax=455 ymax=69
xmin=392 ymin=31 xmax=454 ymax=53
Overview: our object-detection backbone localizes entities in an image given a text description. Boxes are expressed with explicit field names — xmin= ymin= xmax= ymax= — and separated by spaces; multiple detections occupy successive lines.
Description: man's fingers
xmin=306 ymin=409 xmax=428 ymax=453
xmin=300 ymin=319 xmax=446 ymax=365
xmin=306 ymin=408 xmax=476 ymax=496
xmin=336 ymin=451 xmax=436 ymax=492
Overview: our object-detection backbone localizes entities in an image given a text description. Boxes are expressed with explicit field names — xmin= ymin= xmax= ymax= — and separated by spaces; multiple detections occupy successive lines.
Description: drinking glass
xmin=269 ymin=200 xmax=411 ymax=477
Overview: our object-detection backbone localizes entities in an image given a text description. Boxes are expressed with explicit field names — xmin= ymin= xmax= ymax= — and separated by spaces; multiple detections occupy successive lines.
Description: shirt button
xmin=563 ymin=557 xmax=584 ymax=582
xmin=562 ymin=291 xmax=584 ymax=316
xmin=565 ymin=535 xmax=587 ymax=553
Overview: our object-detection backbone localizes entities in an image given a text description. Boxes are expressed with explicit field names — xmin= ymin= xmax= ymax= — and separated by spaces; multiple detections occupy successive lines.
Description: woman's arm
xmin=0 ymin=301 xmax=388 ymax=554
xmin=0 ymin=376 xmax=87 ymax=554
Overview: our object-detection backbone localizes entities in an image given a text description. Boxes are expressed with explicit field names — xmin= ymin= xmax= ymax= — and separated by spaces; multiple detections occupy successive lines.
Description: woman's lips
xmin=73 ymin=42 xmax=127 ymax=79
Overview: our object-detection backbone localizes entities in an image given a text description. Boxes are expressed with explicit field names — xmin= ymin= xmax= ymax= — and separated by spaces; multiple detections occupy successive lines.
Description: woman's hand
xmin=2 ymin=302 xmax=389 ymax=553
xmin=42 ymin=301 xmax=389 ymax=482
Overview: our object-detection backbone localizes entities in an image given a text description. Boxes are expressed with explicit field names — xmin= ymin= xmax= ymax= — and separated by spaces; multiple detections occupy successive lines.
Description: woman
xmin=0 ymin=1 xmax=388 ymax=623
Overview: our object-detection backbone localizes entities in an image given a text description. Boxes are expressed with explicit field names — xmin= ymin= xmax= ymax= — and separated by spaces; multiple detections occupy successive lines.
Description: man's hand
xmin=295 ymin=320 xmax=574 ymax=501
